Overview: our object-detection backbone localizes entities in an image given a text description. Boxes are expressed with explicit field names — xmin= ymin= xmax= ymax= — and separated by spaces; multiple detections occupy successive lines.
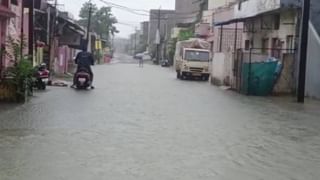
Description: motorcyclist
xmin=71 ymin=46 xmax=95 ymax=88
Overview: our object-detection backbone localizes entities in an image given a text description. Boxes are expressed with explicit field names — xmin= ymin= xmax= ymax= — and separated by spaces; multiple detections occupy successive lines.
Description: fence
xmin=215 ymin=28 xmax=242 ymax=53
xmin=234 ymin=48 xmax=296 ymax=96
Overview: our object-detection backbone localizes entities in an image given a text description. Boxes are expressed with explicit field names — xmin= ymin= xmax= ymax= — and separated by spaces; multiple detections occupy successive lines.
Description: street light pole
xmin=297 ymin=0 xmax=311 ymax=103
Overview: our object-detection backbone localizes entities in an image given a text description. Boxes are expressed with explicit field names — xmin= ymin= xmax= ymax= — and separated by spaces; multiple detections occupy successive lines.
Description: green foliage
xmin=6 ymin=59 xmax=34 ymax=102
xmin=178 ymin=29 xmax=194 ymax=41
xmin=168 ymin=38 xmax=177 ymax=62
xmin=78 ymin=3 xmax=119 ymax=44
xmin=4 ymin=36 xmax=33 ymax=102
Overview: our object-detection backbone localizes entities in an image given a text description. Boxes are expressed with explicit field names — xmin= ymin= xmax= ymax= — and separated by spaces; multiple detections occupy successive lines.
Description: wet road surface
xmin=1 ymin=55 xmax=320 ymax=180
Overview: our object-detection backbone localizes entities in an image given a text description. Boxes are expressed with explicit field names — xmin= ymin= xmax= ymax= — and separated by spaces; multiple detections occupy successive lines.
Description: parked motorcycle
xmin=34 ymin=63 xmax=49 ymax=90
xmin=74 ymin=68 xmax=92 ymax=89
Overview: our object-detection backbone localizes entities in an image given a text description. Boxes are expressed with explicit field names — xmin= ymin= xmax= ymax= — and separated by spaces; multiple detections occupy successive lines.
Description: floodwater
xmin=1 ymin=56 xmax=320 ymax=180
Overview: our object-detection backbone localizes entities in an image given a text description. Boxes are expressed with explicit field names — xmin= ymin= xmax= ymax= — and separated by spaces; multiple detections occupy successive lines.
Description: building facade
xmin=175 ymin=0 xmax=201 ymax=25
xmin=0 ymin=0 xmax=21 ymax=75
xmin=140 ymin=21 xmax=149 ymax=45
xmin=148 ymin=9 xmax=175 ymax=59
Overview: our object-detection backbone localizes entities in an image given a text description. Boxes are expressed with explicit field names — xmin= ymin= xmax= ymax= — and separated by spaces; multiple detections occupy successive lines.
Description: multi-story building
xmin=140 ymin=21 xmax=149 ymax=44
xmin=139 ymin=21 xmax=149 ymax=52
xmin=212 ymin=0 xmax=320 ymax=98
xmin=148 ymin=9 xmax=175 ymax=60
xmin=175 ymin=0 xmax=201 ymax=25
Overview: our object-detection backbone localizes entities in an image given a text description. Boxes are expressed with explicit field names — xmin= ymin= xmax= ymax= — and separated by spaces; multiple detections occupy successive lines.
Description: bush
xmin=2 ymin=36 xmax=33 ymax=102
xmin=5 ymin=59 xmax=34 ymax=102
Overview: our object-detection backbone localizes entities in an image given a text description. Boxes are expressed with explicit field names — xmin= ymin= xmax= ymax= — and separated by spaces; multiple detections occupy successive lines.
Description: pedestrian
xmin=139 ymin=57 xmax=144 ymax=68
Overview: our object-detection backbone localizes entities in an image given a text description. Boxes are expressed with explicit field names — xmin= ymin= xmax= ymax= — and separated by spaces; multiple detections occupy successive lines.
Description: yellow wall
xmin=0 ymin=82 xmax=16 ymax=101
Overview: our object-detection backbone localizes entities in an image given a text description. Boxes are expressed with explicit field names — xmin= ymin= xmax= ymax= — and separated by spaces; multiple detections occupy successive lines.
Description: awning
xmin=214 ymin=18 xmax=244 ymax=26
xmin=57 ymin=16 xmax=85 ymax=34
xmin=0 ymin=6 xmax=16 ymax=18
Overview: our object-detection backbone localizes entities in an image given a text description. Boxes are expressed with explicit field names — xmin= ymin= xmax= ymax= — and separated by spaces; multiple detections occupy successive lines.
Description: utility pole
xmin=297 ymin=0 xmax=311 ymax=103
xmin=28 ymin=0 xmax=34 ymax=60
xmin=86 ymin=0 xmax=93 ymax=50
xmin=156 ymin=8 xmax=161 ymax=64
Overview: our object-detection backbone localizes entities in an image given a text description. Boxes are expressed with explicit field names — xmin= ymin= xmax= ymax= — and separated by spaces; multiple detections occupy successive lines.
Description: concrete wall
xmin=211 ymin=51 xmax=235 ymax=86
xmin=242 ymin=10 xmax=297 ymax=53
xmin=273 ymin=54 xmax=295 ymax=94
xmin=310 ymin=0 xmax=320 ymax=34
xmin=306 ymin=22 xmax=320 ymax=99
xmin=211 ymin=53 xmax=225 ymax=85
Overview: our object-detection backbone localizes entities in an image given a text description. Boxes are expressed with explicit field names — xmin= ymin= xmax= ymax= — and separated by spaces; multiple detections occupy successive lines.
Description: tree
xmin=178 ymin=28 xmax=193 ymax=41
xmin=78 ymin=2 xmax=98 ymax=29
xmin=78 ymin=3 xmax=119 ymax=46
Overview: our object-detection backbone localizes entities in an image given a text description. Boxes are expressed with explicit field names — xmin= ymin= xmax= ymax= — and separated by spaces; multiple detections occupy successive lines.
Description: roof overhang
xmin=57 ymin=16 xmax=85 ymax=35
xmin=214 ymin=8 xmax=282 ymax=26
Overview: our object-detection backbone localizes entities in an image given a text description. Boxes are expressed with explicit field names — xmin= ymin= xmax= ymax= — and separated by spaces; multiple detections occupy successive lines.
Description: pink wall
xmin=3 ymin=0 xmax=25 ymax=68
xmin=1 ymin=0 xmax=21 ymax=71
xmin=54 ymin=45 xmax=75 ymax=74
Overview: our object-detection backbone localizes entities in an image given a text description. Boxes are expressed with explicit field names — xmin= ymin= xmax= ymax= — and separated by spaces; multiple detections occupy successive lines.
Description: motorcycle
xmin=74 ymin=68 xmax=92 ymax=89
xmin=34 ymin=63 xmax=49 ymax=90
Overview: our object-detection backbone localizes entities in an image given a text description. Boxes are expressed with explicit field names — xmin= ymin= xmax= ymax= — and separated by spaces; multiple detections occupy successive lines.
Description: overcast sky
xmin=59 ymin=0 xmax=175 ymax=38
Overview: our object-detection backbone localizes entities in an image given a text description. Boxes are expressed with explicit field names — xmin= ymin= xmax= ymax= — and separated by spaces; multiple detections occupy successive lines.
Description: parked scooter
xmin=34 ymin=63 xmax=49 ymax=90
xmin=74 ymin=68 xmax=92 ymax=89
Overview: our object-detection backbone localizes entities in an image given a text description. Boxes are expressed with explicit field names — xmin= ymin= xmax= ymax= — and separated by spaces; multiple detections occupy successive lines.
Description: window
xmin=185 ymin=50 xmax=210 ymax=61
xmin=245 ymin=40 xmax=250 ymax=51
xmin=11 ymin=0 xmax=18 ymax=5
xmin=271 ymin=38 xmax=282 ymax=58
xmin=1 ymin=0 xmax=9 ymax=6
xmin=244 ymin=20 xmax=254 ymax=33
xmin=286 ymin=35 xmax=294 ymax=53
xmin=274 ymin=14 xmax=280 ymax=30
xmin=262 ymin=38 xmax=269 ymax=54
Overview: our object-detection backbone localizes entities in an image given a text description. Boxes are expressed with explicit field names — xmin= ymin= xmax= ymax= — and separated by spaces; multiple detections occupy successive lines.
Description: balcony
xmin=234 ymin=0 xmax=300 ymax=19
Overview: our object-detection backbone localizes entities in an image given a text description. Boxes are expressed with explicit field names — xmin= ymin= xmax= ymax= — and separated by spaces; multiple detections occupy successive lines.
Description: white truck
xmin=174 ymin=38 xmax=211 ymax=81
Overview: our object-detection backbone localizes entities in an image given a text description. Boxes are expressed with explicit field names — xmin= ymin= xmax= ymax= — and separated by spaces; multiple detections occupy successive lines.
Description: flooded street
xmin=1 ymin=56 xmax=320 ymax=180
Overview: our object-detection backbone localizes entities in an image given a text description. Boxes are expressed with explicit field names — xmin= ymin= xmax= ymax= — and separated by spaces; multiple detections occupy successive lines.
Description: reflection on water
xmin=0 ymin=65 xmax=320 ymax=180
